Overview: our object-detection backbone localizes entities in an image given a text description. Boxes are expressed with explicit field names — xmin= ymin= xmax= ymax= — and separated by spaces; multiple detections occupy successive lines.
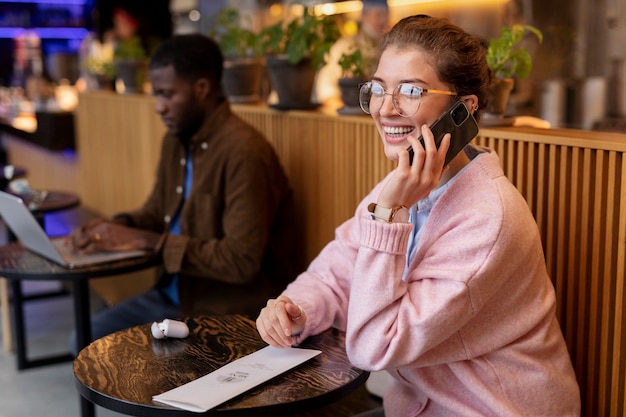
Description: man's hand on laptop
xmin=68 ymin=220 xmax=161 ymax=254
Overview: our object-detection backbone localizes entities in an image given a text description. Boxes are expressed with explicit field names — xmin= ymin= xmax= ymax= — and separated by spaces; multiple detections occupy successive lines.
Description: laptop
xmin=0 ymin=190 xmax=149 ymax=269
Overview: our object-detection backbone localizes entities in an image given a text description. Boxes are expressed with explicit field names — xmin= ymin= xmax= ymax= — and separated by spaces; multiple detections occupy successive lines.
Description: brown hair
xmin=380 ymin=15 xmax=492 ymax=120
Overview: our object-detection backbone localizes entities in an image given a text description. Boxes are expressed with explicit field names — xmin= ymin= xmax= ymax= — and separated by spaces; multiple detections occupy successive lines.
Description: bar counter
xmin=3 ymin=90 xmax=626 ymax=417
xmin=0 ymin=111 xmax=75 ymax=151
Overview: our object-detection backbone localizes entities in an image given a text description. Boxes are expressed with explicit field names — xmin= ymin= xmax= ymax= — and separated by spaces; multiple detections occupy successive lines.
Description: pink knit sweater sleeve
xmin=281 ymin=178 xmax=388 ymax=341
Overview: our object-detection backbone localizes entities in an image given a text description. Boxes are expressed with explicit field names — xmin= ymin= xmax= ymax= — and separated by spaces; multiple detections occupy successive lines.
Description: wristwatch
xmin=367 ymin=203 xmax=410 ymax=223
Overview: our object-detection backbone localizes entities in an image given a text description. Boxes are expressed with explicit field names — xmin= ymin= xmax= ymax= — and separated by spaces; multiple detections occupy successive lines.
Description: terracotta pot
xmin=338 ymin=77 xmax=367 ymax=116
xmin=485 ymin=78 xmax=515 ymax=117
xmin=94 ymin=74 xmax=115 ymax=91
xmin=113 ymin=59 xmax=147 ymax=94
xmin=265 ymin=56 xmax=317 ymax=110
xmin=222 ymin=58 xmax=265 ymax=104
xmin=338 ymin=77 xmax=366 ymax=108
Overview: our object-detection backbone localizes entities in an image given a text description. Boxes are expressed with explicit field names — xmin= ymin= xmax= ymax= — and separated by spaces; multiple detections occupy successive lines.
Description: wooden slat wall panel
xmin=613 ymin=159 xmax=626 ymax=417
xmin=75 ymin=92 xmax=164 ymax=217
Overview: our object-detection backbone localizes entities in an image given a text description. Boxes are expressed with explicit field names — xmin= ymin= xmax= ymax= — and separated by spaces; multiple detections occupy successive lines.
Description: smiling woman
xmin=254 ymin=14 xmax=580 ymax=417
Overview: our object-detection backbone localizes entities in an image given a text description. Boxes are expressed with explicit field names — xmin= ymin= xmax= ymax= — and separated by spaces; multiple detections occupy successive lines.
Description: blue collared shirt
xmin=403 ymin=161 xmax=472 ymax=280
xmin=163 ymin=150 xmax=193 ymax=305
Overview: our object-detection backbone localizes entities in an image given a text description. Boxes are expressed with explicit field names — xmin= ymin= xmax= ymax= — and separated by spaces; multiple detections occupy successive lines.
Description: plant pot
xmin=265 ymin=56 xmax=318 ymax=110
xmin=338 ymin=77 xmax=367 ymax=116
xmin=113 ymin=59 xmax=147 ymax=94
xmin=94 ymin=74 xmax=115 ymax=91
xmin=484 ymin=78 xmax=515 ymax=118
xmin=223 ymin=58 xmax=265 ymax=104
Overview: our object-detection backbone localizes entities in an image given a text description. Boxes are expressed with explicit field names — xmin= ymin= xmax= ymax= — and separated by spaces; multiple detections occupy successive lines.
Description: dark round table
xmin=74 ymin=315 xmax=369 ymax=417
xmin=11 ymin=189 xmax=81 ymax=214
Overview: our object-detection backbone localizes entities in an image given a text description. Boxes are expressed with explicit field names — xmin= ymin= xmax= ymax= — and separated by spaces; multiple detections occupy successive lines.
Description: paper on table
xmin=152 ymin=345 xmax=322 ymax=413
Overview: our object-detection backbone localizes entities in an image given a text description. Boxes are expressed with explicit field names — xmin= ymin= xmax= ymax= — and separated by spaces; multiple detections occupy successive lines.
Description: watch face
xmin=392 ymin=207 xmax=410 ymax=223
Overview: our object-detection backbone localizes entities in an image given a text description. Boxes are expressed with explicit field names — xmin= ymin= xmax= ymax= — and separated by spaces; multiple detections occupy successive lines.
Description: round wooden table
xmin=74 ymin=315 xmax=369 ymax=417
xmin=4 ymin=189 xmax=81 ymax=216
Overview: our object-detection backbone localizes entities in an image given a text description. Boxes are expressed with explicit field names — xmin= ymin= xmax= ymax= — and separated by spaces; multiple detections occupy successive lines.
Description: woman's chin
xmin=384 ymin=145 xmax=403 ymax=161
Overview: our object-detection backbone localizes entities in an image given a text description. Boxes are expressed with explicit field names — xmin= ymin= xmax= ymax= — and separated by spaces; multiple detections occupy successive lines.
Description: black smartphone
xmin=408 ymin=100 xmax=479 ymax=166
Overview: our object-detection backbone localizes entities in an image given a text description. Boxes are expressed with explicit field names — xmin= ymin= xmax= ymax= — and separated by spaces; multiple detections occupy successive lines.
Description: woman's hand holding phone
xmin=378 ymin=125 xmax=450 ymax=210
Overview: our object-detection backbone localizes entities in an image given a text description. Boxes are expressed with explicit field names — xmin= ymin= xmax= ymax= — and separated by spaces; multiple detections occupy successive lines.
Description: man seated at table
xmin=68 ymin=34 xmax=299 ymax=355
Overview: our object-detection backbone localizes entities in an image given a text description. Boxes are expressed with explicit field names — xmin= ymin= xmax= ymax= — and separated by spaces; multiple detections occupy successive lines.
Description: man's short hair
xmin=149 ymin=34 xmax=223 ymax=87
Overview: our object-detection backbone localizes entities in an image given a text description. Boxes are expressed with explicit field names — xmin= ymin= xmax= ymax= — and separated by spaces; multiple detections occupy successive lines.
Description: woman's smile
xmin=383 ymin=123 xmax=415 ymax=142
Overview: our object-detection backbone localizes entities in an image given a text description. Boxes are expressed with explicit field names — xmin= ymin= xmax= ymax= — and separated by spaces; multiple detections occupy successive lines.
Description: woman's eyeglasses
xmin=359 ymin=81 xmax=457 ymax=117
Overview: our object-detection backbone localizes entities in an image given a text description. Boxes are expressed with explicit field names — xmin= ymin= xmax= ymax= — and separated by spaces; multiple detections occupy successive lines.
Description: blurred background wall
xmin=1 ymin=0 xmax=624 ymax=129
xmin=169 ymin=0 xmax=626 ymax=129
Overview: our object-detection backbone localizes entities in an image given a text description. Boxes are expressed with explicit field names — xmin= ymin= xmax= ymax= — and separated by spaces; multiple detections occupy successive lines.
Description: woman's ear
xmin=461 ymin=95 xmax=479 ymax=114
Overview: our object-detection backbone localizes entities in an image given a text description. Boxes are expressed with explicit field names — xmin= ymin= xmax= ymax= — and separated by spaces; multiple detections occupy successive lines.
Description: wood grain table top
xmin=73 ymin=315 xmax=369 ymax=417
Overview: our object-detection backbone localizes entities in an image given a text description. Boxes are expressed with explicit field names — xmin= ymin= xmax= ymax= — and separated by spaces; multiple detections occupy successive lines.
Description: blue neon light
xmin=0 ymin=0 xmax=87 ymax=4
xmin=0 ymin=27 xmax=89 ymax=39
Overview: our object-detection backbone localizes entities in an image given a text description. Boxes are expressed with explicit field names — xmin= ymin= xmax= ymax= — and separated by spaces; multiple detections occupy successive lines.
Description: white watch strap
xmin=372 ymin=204 xmax=393 ymax=222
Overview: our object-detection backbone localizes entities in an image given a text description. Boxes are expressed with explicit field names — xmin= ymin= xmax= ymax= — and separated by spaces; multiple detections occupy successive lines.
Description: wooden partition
xmin=74 ymin=91 xmax=165 ymax=216
xmin=69 ymin=93 xmax=624 ymax=417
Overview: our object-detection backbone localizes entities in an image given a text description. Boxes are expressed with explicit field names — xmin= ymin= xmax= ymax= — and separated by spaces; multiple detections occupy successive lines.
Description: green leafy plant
xmin=260 ymin=3 xmax=340 ymax=70
xmin=210 ymin=8 xmax=263 ymax=59
xmin=338 ymin=47 xmax=374 ymax=78
xmin=486 ymin=24 xmax=543 ymax=79
xmin=339 ymin=49 xmax=366 ymax=78
xmin=84 ymin=57 xmax=115 ymax=78
xmin=113 ymin=36 xmax=147 ymax=61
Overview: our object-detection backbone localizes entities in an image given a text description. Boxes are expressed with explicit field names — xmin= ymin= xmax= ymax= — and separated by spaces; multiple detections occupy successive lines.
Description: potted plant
xmin=113 ymin=35 xmax=148 ymax=94
xmin=260 ymin=2 xmax=340 ymax=109
xmin=337 ymin=47 xmax=372 ymax=114
xmin=84 ymin=57 xmax=116 ymax=90
xmin=485 ymin=24 xmax=543 ymax=117
xmin=210 ymin=8 xmax=265 ymax=103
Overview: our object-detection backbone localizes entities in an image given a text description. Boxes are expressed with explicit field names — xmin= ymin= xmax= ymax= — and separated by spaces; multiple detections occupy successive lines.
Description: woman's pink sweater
xmin=285 ymin=148 xmax=580 ymax=416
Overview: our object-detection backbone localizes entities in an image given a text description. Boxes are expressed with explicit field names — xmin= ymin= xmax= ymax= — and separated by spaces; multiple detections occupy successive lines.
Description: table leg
xmin=8 ymin=279 xmax=73 ymax=369
xmin=80 ymin=396 xmax=95 ymax=417
xmin=1 ymin=277 xmax=13 ymax=353
xmin=10 ymin=279 xmax=28 ymax=370
xmin=73 ymin=279 xmax=92 ymax=349
xmin=73 ymin=279 xmax=94 ymax=417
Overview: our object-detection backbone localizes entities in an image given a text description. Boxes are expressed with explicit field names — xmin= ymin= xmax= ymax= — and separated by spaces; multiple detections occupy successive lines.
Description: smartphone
xmin=408 ymin=100 xmax=479 ymax=166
